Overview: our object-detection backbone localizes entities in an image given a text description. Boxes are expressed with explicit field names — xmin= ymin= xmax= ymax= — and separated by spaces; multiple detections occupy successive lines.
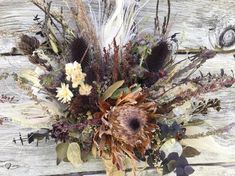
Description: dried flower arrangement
xmin=10 ymin=0 xmax=235 ymax=175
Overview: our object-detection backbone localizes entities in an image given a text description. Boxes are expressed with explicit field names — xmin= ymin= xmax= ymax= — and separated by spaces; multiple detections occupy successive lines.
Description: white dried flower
xmin=56 ymin=83 xmax=73 ymax=103
xmin=71 ymin=71 xmax=86 ymax=88
xmin=79 ymin=83 xmax=92 ymax=96
xmin=65 ymin=61 xmax=86 ymax=88
xmin=65 ymin=63 xmax=74 ymax=81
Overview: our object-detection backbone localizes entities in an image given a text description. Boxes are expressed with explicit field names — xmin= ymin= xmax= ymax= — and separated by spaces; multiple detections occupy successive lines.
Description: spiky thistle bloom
xmin=93 ymin=88 xmax=159 ymax=170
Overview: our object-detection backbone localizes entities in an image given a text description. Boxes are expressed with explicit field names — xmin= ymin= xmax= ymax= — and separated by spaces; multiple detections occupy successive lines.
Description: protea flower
xmin=93 ymin=87 xmax=159 ymax=170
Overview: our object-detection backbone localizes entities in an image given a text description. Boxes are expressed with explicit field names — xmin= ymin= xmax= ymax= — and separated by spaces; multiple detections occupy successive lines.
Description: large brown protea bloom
xmin=93 ymin=87 xmax=159 ymax=170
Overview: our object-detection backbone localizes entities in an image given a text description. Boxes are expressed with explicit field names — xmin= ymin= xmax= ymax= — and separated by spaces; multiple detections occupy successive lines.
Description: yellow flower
xmin=65 ymin=61 xmax=86 ymax=88
xmin=56 ymin=83 xmax=74 ymax=103
xmin=79 ymin=83 xmax=92 ymax=96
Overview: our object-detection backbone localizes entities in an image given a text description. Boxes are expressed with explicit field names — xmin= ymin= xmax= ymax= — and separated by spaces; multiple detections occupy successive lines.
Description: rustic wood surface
xmin=1 ymin=0 xmax=235 ymax=176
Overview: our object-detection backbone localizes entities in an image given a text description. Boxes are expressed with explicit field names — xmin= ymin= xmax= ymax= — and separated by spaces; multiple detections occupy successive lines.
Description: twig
xmin=112 ymin=38 xmax=119 ymax=82
xmin=0 ymin=47 xmax=22 ymax=56
xmin=162 ymin=16 xmax=167 ymax=35
xmin=176 ymin=48 xmax=235 ymax=55
xmin=80 ymin=46 xmax=89 ymax=65
xmin=0 ymin=53 xmax=23 ymax=56
xmin=31 ymin=0 xmax=65 ymax=27
xmin=190 ymin=161 xmax=235 ymax=167
xmin=166 ymin=0 xmax=171 ymax=29
xmin=154 ymin=0 xmax=160 ymax=35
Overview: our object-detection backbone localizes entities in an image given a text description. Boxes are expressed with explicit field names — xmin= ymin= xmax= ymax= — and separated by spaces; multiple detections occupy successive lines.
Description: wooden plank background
xmin=1 ymin=0 xmax=235 ymax=175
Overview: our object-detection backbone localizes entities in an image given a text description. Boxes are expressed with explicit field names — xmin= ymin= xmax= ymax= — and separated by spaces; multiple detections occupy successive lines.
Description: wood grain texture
xmin=0 ymin=0 xmax=235 ymax=176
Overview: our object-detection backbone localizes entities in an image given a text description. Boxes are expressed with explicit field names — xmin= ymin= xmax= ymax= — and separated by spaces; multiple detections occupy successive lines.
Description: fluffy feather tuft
xmin=88 ymin=0 xmax=149 ymax=49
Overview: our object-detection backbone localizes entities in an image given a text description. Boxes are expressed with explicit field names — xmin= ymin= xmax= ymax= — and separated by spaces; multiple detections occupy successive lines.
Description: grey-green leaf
xmin=110 ymin=87 xmax=130 ymax=99
xmin=101 ymin=80 xmax=124 ymax=101
xmin=56 ymin=142 xmax=69 ymax=165
xmin=67 ymin=142 xmax=83 ymax=167
xmin=182 ymin=146 xmax=201 ymax=158
xmin=167 ymin=160 xmax=176 ymax=172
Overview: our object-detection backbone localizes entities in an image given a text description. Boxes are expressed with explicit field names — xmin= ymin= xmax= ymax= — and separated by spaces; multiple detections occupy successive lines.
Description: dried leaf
xmin=182 ymin=146 xmax=200 ymax=158
xmin=18 ymin=34 xmax=40 ymax=55
xmin=184 ymin=165 xmax=195 ymax=175
xmin=187 ymin=119 xmax=205 ymax=126
xmin=101 ymin=80 xmax=125 ymax=101
xmin=102 ymin=158 xmax=125 ymax=176
xmin=166 ymin=160 xmax=176 ymax=172
xmin=67 ymin=142 xmax=83 ymax=167
xmin=49 ymin=34 xmax=59 ymax=54
xmin=91 ymin=143 xmax=97 ymax=159
xmin=111 ymin=87 xmax=130 ymax=99
xmin=56 ymin=142 xmax=69 ymax=165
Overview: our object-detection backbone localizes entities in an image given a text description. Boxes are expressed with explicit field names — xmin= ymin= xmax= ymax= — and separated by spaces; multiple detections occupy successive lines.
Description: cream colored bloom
xmin=56 ymin=83 xmax=73 ymax=103
xmin=65 ymin=63 xmax=74 ymax=81
xmin=79 ymin=83 xmax=92 ymax=96
xmin=71 ymin=71 xmax=86 ymax=88
xmin=65 ymin=61 xmax=86 ymax=88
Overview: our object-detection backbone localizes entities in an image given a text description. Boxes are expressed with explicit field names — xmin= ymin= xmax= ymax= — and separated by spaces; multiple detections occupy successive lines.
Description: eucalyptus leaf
xmin=160 ymin=138 xmax=183 ymax=158
xmin=56 ymin=142 xmax=69 ymax=165
xmin=166 ymin=160 xmax=176 ymax=172
xmin=91 ymin=144 xmax=97 ymax=159
xmin=63 ymin=157 xmax=70 ymax=162
xmin=67 ymin=142 xmax=83 ymax=167
xmin=163 ymin=164 xmax=171 ymax=175
xmin=184 ymin=165 xmax=195 ymax=175
xmin=182 ymin=146 xmax=200 ymax=158
xmin=111 ymin=87 xmax=130 ymax=99
xmin=101 ymin=80 xmax=124 ymax=101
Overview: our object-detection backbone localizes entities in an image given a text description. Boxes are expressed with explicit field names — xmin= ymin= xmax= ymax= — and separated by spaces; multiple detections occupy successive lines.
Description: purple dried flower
xmin=51 ymin=122 xmax=69 ymax=142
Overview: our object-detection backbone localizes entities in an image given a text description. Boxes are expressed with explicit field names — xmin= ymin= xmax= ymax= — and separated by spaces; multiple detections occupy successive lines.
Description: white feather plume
xmin=88 ymin=0 xmax=150 ymax=49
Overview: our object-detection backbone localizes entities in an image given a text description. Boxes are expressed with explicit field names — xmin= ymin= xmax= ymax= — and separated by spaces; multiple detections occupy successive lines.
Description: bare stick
xmin=166 ymin=0 xmax=171 ymax=29
xmin=154 ymin=0 xmax=160 ymax=35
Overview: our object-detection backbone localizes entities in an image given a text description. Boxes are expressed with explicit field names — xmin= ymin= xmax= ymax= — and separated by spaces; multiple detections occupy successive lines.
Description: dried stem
xmin=176 ymin=48 xmax=235 ymax=55
xmin=154 ymin=0 xmax=160 ymax=35
xmin=112 ymin=38 xmax=119 ymax=82
xmin=169 ymin=49 xmax=216 ymax=82
xmin=31 ymin=0 xmax=66 ymax=27
xmin=166 ymin=0 xmax=171 ymax=30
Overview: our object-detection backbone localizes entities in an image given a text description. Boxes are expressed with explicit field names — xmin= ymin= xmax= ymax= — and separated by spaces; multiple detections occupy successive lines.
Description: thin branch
xmin=176 ymin=48 xmax=235 ymax=54
xmin=31 ymin=0 xmax=65 ymax=27
xmin=154 ymin=0 xmax=160 ymax=35
xmin=166 ymin=0 xmax=171 ymax=29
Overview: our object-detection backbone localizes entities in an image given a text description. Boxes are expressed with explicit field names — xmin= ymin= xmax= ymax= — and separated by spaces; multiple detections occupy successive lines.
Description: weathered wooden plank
xmin=1 ymin=0 xmax=235 ymax=176
xmin=1 ymin=54 xmax=235 ymax=175
xmin=1 ymin=0 xmax=235 ymax=48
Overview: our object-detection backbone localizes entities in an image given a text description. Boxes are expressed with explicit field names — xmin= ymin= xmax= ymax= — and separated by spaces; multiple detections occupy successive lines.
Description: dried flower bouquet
xmin=12 ymin=0 xmax=235 ymax=175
